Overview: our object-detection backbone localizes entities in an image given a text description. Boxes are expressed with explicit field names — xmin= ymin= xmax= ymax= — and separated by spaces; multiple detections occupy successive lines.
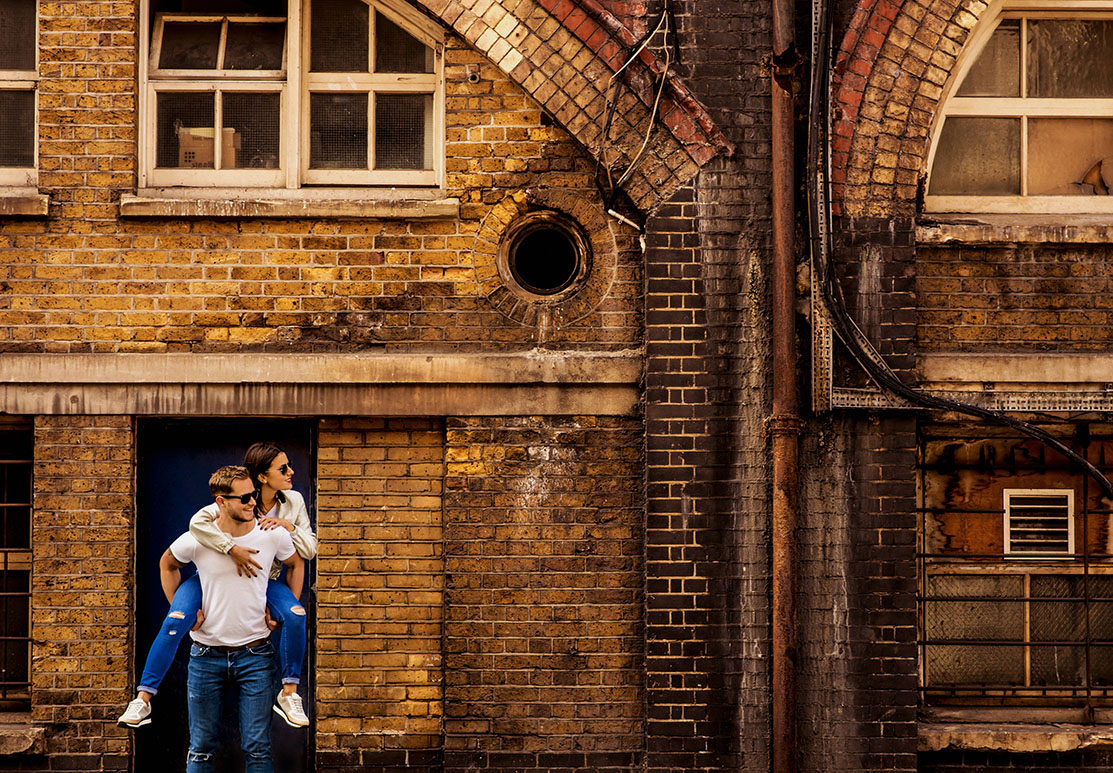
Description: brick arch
xmin=831 ymin=0 xmax=995 ymax=216
xmin=413 ymin=0 xmax=732 ymax=214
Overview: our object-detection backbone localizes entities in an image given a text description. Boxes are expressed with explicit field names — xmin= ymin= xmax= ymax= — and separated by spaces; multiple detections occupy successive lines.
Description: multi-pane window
xmin=0 ymin=0 xmax=37 ymax=186
xmin=919 ymin=426 xmax=1113 ymax=712
xmin=0 ymin=422 xmax=31 ymax=709
xmin=927 ymin=7 xmax=1113 ymax=213
xmin=140 ymin=0 xmax=442 ymax=189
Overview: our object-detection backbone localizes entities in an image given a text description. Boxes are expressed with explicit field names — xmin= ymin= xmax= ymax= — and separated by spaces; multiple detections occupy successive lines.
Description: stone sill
xmin=120 ymin=189 xmax=460 ymax=219
xmin=920 ymin=723 xmax=1113 ymax=753
xmin=917 ymin=215 xmax=1113 ymax=244
xmin=920 ymin=352 xmax=1113 ymax=386
xmin=0 ymin=193 xmax=49 ymax=217
xmin=0 ymin=714 xmax=43 ymax=755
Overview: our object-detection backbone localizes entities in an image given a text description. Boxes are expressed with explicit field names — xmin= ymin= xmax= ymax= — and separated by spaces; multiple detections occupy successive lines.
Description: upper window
xmin=926 ymin=8 xmax=1113 ymax=213
xmin=140 ymin=0 xmax=443 ymax=190
xmin=0 ymin=0 xmax=37 ymax=187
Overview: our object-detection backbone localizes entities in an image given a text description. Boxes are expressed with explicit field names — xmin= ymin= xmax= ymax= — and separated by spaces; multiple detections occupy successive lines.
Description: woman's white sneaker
xmin=117 ymin=698 xmax=152 ymax=729
xmin=273 ymin=692 xmax=309 ymax=727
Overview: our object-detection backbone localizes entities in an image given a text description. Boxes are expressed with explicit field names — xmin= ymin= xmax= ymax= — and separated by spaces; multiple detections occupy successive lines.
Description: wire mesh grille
xmin=375 ymin=13 xmax=432 ymax=73
xmin=0 ymin=0 xmax=35 ymax=71
xmin=0 ymin=90 xmax=33 ymax=167
xmin=224 ymin=22 xmax=285 ymax=71
xmin=156 ymin=92 xmax=215 ymax=168
xmin=310 ymin=0 xmax=368 ymax=73
xmin=222 ymin=92 xmax=280 ymax=169
xmin=375 ymin=93 xmax=431 ymax=170
xmin=309 ymin=92 xmax=367 ymax=169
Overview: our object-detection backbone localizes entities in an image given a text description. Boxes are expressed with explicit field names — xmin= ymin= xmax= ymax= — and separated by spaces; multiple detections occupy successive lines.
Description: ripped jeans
xmin=186 ymin=640 xmax=274 ymax=773
xmin=138 ymin=573 xmax=306 ymax=695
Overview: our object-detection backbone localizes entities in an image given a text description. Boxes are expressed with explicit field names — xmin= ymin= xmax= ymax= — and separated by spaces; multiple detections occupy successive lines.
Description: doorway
xmin=134 ymin=418 xmax=315 ymax=772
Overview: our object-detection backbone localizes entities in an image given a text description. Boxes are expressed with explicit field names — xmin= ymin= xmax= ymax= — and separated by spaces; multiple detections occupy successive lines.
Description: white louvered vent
xmin=1004 ymin=489 xmax=1074 ymax=559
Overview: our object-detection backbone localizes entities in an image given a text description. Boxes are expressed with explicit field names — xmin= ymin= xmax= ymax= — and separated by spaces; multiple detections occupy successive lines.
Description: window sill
xmin=119 ymin=189 xmax=460 ymax=219
xmin=0 ymin=714 xmax=43 ymax=755
xmin=919 ymin=722 xmax=1113 ymax=753
xmin=917 ymin=214 xmax=1113 ymax=244
xmin=0 ymin=192 xmax=49 ymax=217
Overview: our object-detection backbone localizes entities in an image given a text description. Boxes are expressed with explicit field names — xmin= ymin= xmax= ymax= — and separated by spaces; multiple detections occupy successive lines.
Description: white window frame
xmin=925 ymin=1 xmax=1113 ymax=214
xmin=137 ymin=0 xmax=444 ymax=191
xmin=1003 ymin=488 xmax=1075 ymax=559
xmin=0 ymin=0 xmax=38 ymax=188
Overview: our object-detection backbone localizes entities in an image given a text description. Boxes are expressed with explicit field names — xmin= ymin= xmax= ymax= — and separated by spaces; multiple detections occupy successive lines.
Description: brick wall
xmin=442 ymin=416 xmax=643 ymax=771
xmin=917 ymin=244 xmax=1113 ymax=352
xmin=30 ymin=416 xmax=134 ymax=773
xmin=315 ymin=418 xmax=444 ymax=772
xmin=1 ymin=32 xmax=640 ymax=355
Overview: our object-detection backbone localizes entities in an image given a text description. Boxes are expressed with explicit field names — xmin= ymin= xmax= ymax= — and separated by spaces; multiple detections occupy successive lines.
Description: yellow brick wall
xmin=315 ymin=418 xmax=445 ymax=765
xmin=32 ymin=415 xmax=134 ymax=770
xmin=0 ymin=14 xmax=638 ymax=354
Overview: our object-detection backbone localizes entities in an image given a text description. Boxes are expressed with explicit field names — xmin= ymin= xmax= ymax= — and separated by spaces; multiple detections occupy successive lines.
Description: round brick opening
xmin=499 ymin=211 xmax=590 ymax=300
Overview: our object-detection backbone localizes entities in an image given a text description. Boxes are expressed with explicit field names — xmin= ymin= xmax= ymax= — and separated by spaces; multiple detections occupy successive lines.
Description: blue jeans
xmin=186 ymin=640 xmax=274 ymax=773
xmin=139 ymin=574 xmax=306 ymax=694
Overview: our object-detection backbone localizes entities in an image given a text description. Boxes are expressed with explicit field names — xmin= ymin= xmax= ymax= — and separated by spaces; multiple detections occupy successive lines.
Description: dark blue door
xmin=135 ymin=418 xmax=315 ymax=773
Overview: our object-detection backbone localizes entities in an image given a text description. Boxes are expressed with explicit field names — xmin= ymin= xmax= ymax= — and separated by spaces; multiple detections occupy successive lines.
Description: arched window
xmin=925 ymin=5 xmax=1113 ymax=213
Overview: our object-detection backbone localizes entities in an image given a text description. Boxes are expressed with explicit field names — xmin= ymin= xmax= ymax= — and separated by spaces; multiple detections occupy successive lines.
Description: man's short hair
xmin=209 ymin=465 xmax=252 ymax=498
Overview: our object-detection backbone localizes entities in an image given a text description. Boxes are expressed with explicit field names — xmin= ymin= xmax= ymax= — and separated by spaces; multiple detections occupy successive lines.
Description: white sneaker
xmin=273 ymin=691 xmax=309 ymax=727
xmin=117 ymin=697 xmax=152 ymax=729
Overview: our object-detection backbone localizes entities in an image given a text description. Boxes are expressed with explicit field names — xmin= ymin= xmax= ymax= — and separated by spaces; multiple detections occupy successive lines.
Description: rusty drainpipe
xmin=770 ymin=0 xmax=799 ymax=766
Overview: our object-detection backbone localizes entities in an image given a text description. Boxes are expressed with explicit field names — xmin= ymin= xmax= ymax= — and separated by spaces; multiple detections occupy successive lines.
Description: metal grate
xmin=0 ymin=422 xmax=31 ymax=709
xmin=1005 ymin=489 xmax=1074 ymax=557
xmin=919 ymin=425 xmax=1113 ymax=710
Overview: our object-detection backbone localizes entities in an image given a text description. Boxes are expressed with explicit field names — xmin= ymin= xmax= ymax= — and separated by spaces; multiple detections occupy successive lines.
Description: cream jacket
xmin=189 ymin=488 xmax=317 ymax=580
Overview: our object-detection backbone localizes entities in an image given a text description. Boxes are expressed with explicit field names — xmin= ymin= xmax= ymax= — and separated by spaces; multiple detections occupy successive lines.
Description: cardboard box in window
xmin=177 ymin=127 xmax=240 ymax=169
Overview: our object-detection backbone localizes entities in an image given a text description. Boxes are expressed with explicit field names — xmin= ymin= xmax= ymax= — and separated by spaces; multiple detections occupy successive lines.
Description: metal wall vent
xmin=1003 ymin=489 xmax=1074 ymax=559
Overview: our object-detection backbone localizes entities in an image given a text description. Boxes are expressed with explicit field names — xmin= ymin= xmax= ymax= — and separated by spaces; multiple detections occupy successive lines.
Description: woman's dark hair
xmin=243 ymin=441 xmax=284 ymax=489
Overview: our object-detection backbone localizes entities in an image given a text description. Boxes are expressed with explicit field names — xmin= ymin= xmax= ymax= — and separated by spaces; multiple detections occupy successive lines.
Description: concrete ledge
xmin=0 ymin=351 xmax=642 ymax=416
xmin=119 ymin=192 xmax=460 ymax=219
xmin=0 ymin=193 xmax=49 ymax=217
xmin=0 ymin=715 xmax=43 ymax=756
xmin=917 ymin=216 xmax=1113 ymax=244
xmin=920 ymin=353 xmax=1113 ymax=386
xmin=920 ymin=723 xmax=1113 ymax=753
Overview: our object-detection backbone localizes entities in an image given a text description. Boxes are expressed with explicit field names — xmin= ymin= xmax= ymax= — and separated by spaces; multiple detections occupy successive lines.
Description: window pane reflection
xmin=375 ymin=13 xmax=433 ymax=73
xmin=957 ymin=19 xmax=1019 ymax=97
xmin=929 ymin=117 xmax=1020 ymax=195
xmin=1028 ymin=19 xmax=1113 ymax=98
xmin=1029 ymin=118 xmax=1113 ymax=196
xmin=159 ymin=21 xmax=222 ymax=70
xmin=375 ymin=93 xmax=432 ymax=170
xmin=310 ymin=0 xmax=369 ymax=72
xmin=0 ymin=0 xmax=35 ymax=71
xmin=0 ymin=91 xmax=33 ymax=167
xmin=224 ymin=23 xmax=286 ymax=71
xmin=222 ymin=92 xmax=280 ymax=169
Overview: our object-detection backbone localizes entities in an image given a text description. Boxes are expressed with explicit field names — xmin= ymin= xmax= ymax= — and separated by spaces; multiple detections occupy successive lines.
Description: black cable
xmin=805 ymin=0 xmax=1113 ymax=499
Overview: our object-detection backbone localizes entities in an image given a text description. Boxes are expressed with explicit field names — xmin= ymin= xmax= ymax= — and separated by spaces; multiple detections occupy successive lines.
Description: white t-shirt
xmin=169 ymin=521 xmax=296 ymax=647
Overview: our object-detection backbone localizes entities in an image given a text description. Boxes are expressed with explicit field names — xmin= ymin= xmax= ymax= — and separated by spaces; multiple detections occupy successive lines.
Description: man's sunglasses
xmin=222 ymin=492 xmax=257 ymax=505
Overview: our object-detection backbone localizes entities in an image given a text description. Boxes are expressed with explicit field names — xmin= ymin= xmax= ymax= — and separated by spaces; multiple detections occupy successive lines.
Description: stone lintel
xmin=0 ymin=352 xmax=642 ymax=416
xmin=917 ymin=216 xmax=1113 ymax=245
xmin=919 ymin=723 xmax=1113 ymax=753
xmin=919 ymin=353 xmax=1113 ymax=387
xmin=119 ymin=192 xmax=460 ymax=219
xmin=0 ymin=193 xmax=50 ymax=218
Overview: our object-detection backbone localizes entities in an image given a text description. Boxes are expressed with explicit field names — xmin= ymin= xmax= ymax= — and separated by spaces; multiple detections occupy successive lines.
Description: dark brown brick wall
xmin=917 ymin=244 xmax=1113 ymax=352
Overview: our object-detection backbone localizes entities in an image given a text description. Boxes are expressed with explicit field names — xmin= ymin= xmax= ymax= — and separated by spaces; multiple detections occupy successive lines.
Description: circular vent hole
xmin=504 ymin=215 xmax=587 ymax=297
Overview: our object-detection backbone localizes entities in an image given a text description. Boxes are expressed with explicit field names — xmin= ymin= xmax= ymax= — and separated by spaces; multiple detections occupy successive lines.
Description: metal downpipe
xmin=771 ymin=0 xmax=799 ymax=766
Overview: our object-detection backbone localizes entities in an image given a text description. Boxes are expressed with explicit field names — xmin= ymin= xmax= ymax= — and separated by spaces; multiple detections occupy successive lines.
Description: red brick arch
xmin=831 ymin=0 xmax=993 ymax=216
xmin=412 ymin=0 xmax=732 ymax=213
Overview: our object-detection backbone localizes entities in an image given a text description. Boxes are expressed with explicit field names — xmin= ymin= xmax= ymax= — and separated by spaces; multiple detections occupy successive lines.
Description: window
xmin=0 ymin=421 xmax=30 ymax=710
xmin=918 ymin=425 xmax=1113 ymax=712
xmin=926 ymin=7 xmax=1113 ymax=214
xmin=0 ymin=0 xmax=37 ymax=187
xmin=139 ymin=0 xmax=443 ymax=190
